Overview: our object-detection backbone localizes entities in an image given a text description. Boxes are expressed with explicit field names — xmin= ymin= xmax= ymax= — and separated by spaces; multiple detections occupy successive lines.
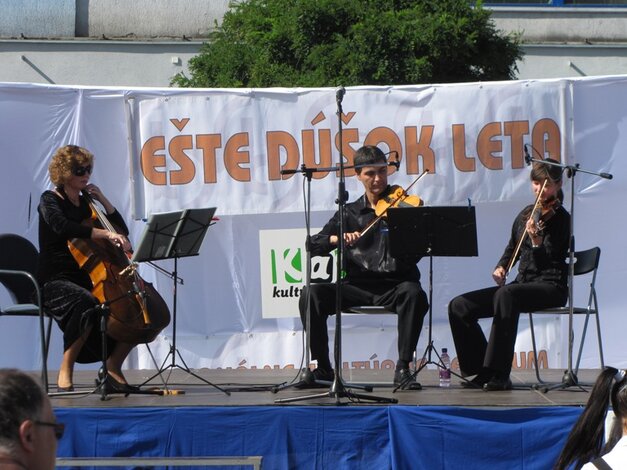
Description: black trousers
xmin=299 ymin=280 xmax=429 ymax=370
xmin=448 ymin=281 xmax=567 ymax=376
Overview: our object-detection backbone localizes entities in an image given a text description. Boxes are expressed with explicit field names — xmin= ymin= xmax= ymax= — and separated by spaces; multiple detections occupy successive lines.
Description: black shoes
xmin=483 ymin=377 xmax=513 ymax=391
xmin=460 ymin=369 xmax=512 ymax=391
xmin=460 ymin=370 xmax=493 ymax=389
xmin=97 ymin=367 xmax=141 ymax=394
xmin=294 ymin=368 xmax=423 ymax=391
xmin=393 ymin=369 xmax=422 ymax=390
xmin=294 ymin=368 xmax=335 ymax=389
xmin=461 ymin=376 xmax=487 ymax=389
xmin=311 ymin=368 xmax=334 ymax=382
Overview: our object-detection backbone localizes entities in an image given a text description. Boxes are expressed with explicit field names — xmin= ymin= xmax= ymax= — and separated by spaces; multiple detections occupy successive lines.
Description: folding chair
xmin=528 ymin=247 xmax=603 ymax=384
xmin=345 ymin=305 xmax=396 ymax=316
xmin=344 ymin=306 xmax=421 ymax=372
xmin=0 ymin=233 xmax=52 ymax=392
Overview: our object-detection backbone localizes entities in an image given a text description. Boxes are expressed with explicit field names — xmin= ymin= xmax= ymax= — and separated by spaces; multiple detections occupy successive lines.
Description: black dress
xmin=37 ymin=189 xmax=128 ymax=363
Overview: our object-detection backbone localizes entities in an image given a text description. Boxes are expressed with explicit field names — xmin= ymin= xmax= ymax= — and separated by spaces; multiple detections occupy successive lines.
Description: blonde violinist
xmin=298 ymin=145 xmax=429 ymax=390
xmin=37 ymin=145 xmax=136 ymax=393
xmin=448 ymin=158 xmax=570 ymax=391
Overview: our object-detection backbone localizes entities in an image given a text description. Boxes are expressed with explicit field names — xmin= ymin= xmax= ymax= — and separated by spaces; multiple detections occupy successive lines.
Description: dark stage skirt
xmin=43 ymin=279 xmax=115 ymax=364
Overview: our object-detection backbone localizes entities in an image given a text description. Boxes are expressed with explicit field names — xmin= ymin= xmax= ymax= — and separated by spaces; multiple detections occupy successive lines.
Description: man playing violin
xmin=448 ymin=158 xmax=570 ymax=391
xmin=37 ymin=145 xmax=136 ymax=393
xmin=298 ymin=145 xmax=429 ymax=390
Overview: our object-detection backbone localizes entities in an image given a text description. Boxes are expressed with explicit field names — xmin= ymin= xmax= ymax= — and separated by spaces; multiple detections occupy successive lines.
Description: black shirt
xmin=309 ymin=186 xmax=420 ymax=284
xmin=497 ymin=203 xmax=570 ymax=286
xmin=37 ymin=189 xmax=129 ymax=289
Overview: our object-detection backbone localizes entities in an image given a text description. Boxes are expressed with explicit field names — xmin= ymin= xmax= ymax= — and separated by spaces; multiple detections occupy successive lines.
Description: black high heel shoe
xmin=97 ymin=367 xmax=141 ymax=393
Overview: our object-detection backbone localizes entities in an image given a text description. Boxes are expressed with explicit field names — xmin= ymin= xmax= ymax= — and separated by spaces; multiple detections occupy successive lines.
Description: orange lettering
xmin=504 ymin=121 xmax=530 ymax=169
xmin=476 ymin=122 xmax=503 ymax=170
xmin=364 ymin=127 xmax=402 ymax=176
xmin=405 ymin=126 xmax=435 ymax=174
xmin=334 ymin=128 xmax=359 ymax=177
xmin=302 ymin=129 xmax=332 ymax=180
xmin=532 ymin=119 xmax=561 ymax=161
xmin=196 ymin=134 xmax=222 ymax=184
xmin=267 ymin=131 xmax=299 ymax=181
xmin=168 ymin=135 xmax=195 ymax=185
xmin=140 ymin=136 xmax=167 ymax=185
xmin=452 ymin=124 xmax=475 ymax=172
xmin=224 ymin=132 xmax=250 ymax=182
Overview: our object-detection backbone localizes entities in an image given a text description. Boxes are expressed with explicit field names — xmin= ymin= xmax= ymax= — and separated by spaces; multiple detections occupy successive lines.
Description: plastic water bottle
xmin=439 ymin=348 xmax=451 ymax=388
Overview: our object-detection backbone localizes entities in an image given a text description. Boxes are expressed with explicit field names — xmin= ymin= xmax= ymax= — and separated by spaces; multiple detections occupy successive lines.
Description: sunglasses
xmin=72 ymin=165 xmax=92 ymax=177
xmin=34 ymin=420 xmax=65 ymax=439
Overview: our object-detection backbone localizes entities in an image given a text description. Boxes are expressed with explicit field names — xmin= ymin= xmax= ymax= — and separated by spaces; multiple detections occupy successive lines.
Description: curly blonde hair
xmin=49 ymin=145 xmax=94 ymax=187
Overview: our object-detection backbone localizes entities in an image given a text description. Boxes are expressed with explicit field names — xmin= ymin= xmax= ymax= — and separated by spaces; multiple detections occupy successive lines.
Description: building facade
xmin=1 ymin=2 xmax=626 ymax=86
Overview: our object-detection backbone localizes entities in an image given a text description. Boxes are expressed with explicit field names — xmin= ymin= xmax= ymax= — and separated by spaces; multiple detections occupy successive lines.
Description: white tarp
xmin=0 ymin=77 xmax=621 ymax=377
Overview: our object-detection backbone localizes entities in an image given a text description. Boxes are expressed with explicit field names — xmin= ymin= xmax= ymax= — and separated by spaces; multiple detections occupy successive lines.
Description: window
xmin=482 ymin=0 xmax=627 ymax=5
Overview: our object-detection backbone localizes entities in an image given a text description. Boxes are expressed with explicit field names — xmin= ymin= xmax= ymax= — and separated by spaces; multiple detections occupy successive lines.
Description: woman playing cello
xmin=448 ymin=158 xmax=570 ymax=391
xmin=37 ymin=145 xmax=137 ymax=393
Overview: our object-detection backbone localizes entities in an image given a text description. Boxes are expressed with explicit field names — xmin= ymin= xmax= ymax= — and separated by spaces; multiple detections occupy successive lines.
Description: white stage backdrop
xmin=0 ymin=77 xmax=622 ymax=376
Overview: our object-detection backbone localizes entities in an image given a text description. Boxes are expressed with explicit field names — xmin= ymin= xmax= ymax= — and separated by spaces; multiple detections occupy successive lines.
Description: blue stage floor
xmin=50 ymin=368 xmax=593 ymax=469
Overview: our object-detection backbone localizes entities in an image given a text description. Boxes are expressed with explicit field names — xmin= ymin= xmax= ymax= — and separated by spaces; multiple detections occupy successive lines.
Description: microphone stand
xmin=524 ymin=145 xmax=612 ymax=391
xmin=271 ymin=164 xmax=323 ymax=392
xmin=275 ymin=87 xmax=396 ymax=405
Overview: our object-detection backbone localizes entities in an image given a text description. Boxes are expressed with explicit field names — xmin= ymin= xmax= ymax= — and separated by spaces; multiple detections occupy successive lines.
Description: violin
xmin=374 ymin=185 xmax=423 ymax=217
xmin=530 ymin=195 xmax=561 ymax=236
xmin=358 ymin=169 xmax=428 ymax=240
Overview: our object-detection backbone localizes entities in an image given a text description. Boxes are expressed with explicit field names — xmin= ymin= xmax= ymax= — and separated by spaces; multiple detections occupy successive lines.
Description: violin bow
xmin=504 ymin=178 xmax=548 ymax=279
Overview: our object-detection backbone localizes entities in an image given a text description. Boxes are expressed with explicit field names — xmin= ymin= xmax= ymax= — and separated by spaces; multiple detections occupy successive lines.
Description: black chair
xmin=344 ymin=306 xmax=398 ymax=342
xmin=344 ymin=306 xmax=419 ymax=372
xmin=0 ymin=233 xmax=51 ymax=392
xmin=528 ymin=247 xmax=603 ymax=384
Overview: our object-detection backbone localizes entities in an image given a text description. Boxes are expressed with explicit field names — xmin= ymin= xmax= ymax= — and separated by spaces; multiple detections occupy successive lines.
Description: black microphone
xmin=336 ymin=86 xmax=345 ymax=103
xmin=280 ymin=164 xmax=313 ymax=176
xmin=384 ymin=150 xmax=400 ymax=168
xmin=524 ymin=144 xmax=532 ymax=165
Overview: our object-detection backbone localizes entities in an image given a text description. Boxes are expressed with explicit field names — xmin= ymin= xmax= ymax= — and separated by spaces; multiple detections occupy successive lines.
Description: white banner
xmin=129 ymin=81 xmax=571 ymax=218
xmin=0 ymin=78 xmax=621 ymax=379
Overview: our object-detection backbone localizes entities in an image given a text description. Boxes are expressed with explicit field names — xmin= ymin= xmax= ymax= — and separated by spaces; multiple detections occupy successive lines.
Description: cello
xmin=67 ymin=193 xmax=170 ymax=344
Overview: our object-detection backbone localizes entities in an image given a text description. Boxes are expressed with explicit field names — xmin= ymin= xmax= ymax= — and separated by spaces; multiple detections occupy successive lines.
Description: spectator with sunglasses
xmin=0 ymin=368 xmax=62 ymax=470
xmin=37 ymin=145 xmax=136 ymax=393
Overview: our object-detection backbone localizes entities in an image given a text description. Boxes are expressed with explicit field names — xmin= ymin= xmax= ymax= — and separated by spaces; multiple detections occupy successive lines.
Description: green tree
xmin=172 ymin=0 xmax=522 ymax=88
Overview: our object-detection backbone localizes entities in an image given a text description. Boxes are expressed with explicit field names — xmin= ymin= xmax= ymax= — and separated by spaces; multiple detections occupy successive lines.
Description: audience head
xmin=0 ymin=369 xmax=60 ymax=470
xmin=555 ymin=367 xmax=627 ymax=470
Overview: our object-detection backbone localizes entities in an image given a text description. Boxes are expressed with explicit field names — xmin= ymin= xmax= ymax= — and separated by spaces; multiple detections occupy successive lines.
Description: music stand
xmin=387 ymin=206 xmax=478 ymax=388
xmin=135 ymin=207 xmax=230 ymax=396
